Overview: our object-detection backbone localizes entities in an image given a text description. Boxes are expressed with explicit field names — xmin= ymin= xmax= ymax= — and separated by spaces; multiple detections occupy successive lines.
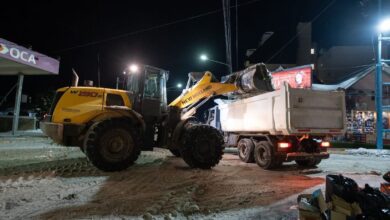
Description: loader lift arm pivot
xmin=169 ymin=71 xmax=238 ymax=120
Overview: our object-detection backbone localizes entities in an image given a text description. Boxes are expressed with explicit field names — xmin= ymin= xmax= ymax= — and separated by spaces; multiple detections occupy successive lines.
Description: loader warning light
xmin=278 ymin=142 xmax=291 ymax=148
xmin=321 ymin=142 xmax=331 ymax=147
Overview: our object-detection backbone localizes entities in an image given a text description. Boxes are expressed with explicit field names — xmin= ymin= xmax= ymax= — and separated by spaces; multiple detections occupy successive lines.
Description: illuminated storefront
xmin=313 ymin=64 xmax=390 ymax=144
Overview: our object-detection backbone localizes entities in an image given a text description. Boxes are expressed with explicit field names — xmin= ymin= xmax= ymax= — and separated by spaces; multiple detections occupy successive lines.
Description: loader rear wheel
xmin=295 ymin=158 xmax=321 ymax=167
xmin=84 ymin=119 xmax=141 ymax=172
xmin=180 ymin=125 xmax=224 ymax=169
xmin=254 ymin=141 xmax=276 ymax=170
xmin=237 ymin=138 xmax=255 ymax=163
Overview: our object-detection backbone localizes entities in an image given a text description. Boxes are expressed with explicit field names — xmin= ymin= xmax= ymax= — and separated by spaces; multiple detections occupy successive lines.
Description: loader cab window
xmin=106 ymin=94 xmax=125 ymax=106
xmin=144 ymin=73 xmax=160 ymax=99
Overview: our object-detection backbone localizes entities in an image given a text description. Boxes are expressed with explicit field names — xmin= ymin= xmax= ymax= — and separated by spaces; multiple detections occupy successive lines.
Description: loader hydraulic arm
xmin=168 ymin=64 xmax=273 ymax=119
xmin=168 ymin=71 xmax=237 ymax=120
xmin=169 ymin=71 xmax=237 ymax=113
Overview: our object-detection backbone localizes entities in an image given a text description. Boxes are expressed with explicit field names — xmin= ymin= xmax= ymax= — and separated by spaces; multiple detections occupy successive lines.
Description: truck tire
xmin=237 ymin=138 xmax=255 ymax=163
xmin=254 ymin=141 xmax=276 ymax=170
xmin=84 ymin=119 xmax=141 ymax=172
xmin=180 ymin=124 xmax=224 ymax=169
xmin=295 ymin=158 xmax=321 ymax=167
xmin=169 ymin=149 xmax=181 ymax=157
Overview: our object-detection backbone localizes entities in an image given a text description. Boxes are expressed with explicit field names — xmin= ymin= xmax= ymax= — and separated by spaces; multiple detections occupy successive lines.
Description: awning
xmin=0 ymin=38 xmax=59 ymax=135
xmin=312 ymin=65 xmax=376 ymax=91
xmin=0 ymin=38 xmax=59 ymax=75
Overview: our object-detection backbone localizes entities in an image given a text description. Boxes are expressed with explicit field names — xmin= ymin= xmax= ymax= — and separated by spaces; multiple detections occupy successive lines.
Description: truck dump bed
xmin=218 ymin=83 xmax=346 ymax=135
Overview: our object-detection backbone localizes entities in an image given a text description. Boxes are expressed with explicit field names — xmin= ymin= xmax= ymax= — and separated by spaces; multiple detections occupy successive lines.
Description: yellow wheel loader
xmin=41 ymin=64 xmax=272 ymax=171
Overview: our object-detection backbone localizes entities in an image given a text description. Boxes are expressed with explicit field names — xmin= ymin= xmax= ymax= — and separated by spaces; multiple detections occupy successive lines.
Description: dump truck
xmin=41 ymin=64 xmax=273 ymax=171
xmin=206 ymin=81 xmax=346 ymax=169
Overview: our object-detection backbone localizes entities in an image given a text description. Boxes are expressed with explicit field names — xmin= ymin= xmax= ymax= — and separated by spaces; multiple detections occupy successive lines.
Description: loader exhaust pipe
xmin=72 ymin=68 xmax=79 ymax=87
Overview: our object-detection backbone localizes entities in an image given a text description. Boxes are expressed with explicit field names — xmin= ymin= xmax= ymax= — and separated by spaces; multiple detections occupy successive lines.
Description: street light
xmin=118 ymin=64 xmax=140 ymax=89
xmin=167 ymin=83 xmax=183 ymax=91
xmin=129 ymin=64 xmax=139 ymax=73
xmin=378 ymin=18 xmax=390 ymax=32
xmin=199 ymin=54 xmax=232 ymax=73
xmin=375 ymin=18 xmax=390 ymax=150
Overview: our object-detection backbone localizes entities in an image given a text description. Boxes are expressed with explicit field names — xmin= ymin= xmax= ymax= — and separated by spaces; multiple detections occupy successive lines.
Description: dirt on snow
xmin=0 ymin=136 xmax=388 ymax=219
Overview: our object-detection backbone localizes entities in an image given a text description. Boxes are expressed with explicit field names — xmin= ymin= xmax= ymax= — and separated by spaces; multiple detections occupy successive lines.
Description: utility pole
xmin=12 ymin=73 xmax=24 ymax=135
xmin=375 ymin=0 xmax=384 ymax=150
xmin=222 ymin=0 xmax=233 ymax=73
xmin=97 ymin=52 xmax=101 ymax=87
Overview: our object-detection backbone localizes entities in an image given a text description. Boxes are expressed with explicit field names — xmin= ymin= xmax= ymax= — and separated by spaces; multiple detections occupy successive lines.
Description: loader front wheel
xmin=180 ymin=125 xmax=224 ymax=169
xmin=84 ymin=119 xmax=141 ymax=172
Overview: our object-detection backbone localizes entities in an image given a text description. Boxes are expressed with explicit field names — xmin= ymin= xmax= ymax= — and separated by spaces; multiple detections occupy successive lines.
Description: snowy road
xmin=0 ymin=137 xmax=388 ymax=220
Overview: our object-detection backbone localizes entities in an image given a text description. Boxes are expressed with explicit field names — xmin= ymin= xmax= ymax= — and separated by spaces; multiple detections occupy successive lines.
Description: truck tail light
xmin=278 ymin=142 xmax=291 ymax=148
xmin=321 ymin=141 xmax=330 ymax=147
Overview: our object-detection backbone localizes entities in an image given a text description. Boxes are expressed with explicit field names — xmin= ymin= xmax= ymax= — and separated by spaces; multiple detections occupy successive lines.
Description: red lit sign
xmin=271 ymin=65 xmax=312 ymax=90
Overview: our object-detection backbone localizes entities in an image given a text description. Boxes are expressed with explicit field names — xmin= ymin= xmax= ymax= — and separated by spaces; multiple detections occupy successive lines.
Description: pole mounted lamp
xmin=375 ymin=18 xmax=390 ymax=150
xmin=167 ymin=83 xmax=183 ymax=91
xmin=379 ymin=18 xmax=390 ymax=32
xmin=129 ymin=64 xmax=139 ymax=73
xmin=199 ymin=54 xmax=232 ymax=73
xmin=118 ymin=64 xmax=140 ymax=89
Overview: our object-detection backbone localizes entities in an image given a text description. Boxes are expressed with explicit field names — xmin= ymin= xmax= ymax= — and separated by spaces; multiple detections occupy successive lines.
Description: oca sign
xmin=0 ymin=43 xmax=37 ymax=65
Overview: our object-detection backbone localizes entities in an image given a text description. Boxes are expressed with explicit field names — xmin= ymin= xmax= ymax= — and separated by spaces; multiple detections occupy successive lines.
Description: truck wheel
xmin=169 ymin=149 xmax=181 ymax=157
xmin=180 ymin=125 xmax=224 ymax=169
xmin=295 ymin=158 xmax=321 ymax=167
xmin=237 ymin=138 xmax=255 ymax=163
xmin=84 ymin=119 xmax=141 ymax=172
xmin=254 ymin=141 xmax=276 ymax=170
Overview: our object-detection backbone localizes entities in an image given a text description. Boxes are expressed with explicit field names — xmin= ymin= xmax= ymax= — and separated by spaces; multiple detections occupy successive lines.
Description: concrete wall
xmin=0 ymin=116 xmax=36 ymax=132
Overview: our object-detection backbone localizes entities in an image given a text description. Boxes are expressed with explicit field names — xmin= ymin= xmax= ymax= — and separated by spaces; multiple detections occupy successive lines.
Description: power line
xmin=265 ymin=0 xmax=336 ymax=63
xmin=54 ymin=0 xmax=263 ymax=53
xmin=320 ymin=63 xmax=375 ymax=70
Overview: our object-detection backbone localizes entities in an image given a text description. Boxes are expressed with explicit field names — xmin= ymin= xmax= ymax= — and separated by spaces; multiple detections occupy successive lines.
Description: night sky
xmin=0 ymin=0 xmax=385 ymax=100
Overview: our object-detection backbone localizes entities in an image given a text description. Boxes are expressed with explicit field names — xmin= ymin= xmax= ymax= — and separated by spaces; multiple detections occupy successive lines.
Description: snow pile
xmin=346 ymin=148 xmax=390 ymax=157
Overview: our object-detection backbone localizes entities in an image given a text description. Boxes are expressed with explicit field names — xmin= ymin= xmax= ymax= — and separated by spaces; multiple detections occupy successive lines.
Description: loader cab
xmin=126 ymin=65 xmax=169 ymax=118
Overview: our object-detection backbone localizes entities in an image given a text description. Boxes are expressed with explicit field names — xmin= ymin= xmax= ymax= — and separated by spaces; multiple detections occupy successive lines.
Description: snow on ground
xmin=0 ymin=136 xmax=389 ymax=220
xmin=345 ymin=147 xmax=390 ymax=157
